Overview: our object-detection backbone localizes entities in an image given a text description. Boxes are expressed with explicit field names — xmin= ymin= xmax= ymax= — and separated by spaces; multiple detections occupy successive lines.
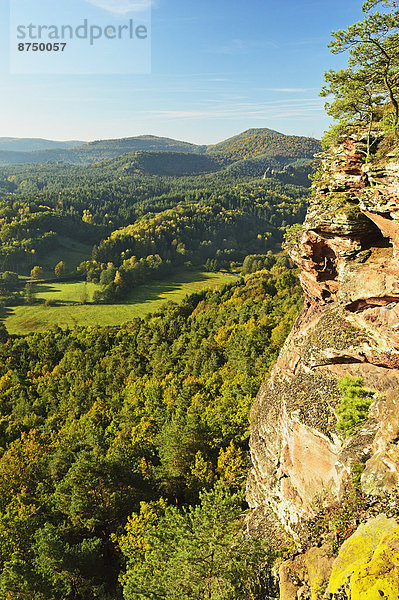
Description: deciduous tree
xmin=30 ymin=266 xmax=44 ymax=280
xmin=54 ymin=261 xmax=67 ymax=278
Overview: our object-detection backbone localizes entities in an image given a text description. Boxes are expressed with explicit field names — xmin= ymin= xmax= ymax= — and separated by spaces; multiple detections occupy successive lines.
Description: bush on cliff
xmin=336 ymin=376 xmax=375 ymax=436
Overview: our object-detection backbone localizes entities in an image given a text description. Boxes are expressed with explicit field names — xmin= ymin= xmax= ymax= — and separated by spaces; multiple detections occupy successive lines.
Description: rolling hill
xmin=81 ymin=135 xmax=206 ymax=155
xmin=206 ymin=128 xmax=321 ymax=163
xmin=0 ymin=128 xmax=321 ymax=167
xmin=96 ymin=150 xmax=222 ymax=176
xmin=0 ymin=135 xmax=206 ymax=165
xmin=0 ymin=137 xmax=85 ymax=152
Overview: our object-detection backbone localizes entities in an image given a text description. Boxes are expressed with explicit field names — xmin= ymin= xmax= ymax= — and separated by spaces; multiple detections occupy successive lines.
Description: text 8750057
xmin=18 ymin=43 xmax=67 ymax=51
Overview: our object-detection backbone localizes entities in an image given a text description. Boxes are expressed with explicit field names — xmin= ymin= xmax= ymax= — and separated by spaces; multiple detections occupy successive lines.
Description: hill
xmin=206 ymin=127 xmax=321 ymax=163
xmin=0 ymin=129 xmax=320 ymax=166
xmin=0 ymin=149 xmax=72 ymax=165
xmin=80 ymin=134 xmax=206 ymax=155
xmin=93 ymin=151 xmax=222 ymax=176
xmin=0 ymin=136 xmax=206 ymax=165
xmin=0 ymin=137 xmax=84 ymax=152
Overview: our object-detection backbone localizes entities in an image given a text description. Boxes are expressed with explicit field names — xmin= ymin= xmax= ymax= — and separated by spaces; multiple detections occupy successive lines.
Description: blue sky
xmin=0 ymin=0 xmax=365 ymax=143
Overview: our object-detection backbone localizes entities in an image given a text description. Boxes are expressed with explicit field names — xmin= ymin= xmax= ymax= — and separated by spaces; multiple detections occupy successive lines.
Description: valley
xmin=3 ymin=270 xmax=232 ymax=334
xmin=0 ymin=127 xmax=310 ymax=596
xmin=0 ymin=127 xmax=312 ymax=334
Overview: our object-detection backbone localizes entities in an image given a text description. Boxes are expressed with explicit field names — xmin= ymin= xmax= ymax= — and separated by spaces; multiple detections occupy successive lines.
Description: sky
xmin=0 ymin=0 xmax=367 ymax=144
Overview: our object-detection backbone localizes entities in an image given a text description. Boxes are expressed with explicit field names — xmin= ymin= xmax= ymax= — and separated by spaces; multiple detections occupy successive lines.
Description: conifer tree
xmin=321 ymin=0 xmax=399 ymax=145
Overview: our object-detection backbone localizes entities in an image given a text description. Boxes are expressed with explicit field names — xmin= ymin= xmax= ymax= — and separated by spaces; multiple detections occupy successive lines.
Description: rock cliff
xmin=246 ymin=132 xmax=399 ymax=598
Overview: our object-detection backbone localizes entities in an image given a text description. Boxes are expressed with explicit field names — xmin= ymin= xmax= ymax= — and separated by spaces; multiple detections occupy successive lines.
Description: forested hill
xmin=0 ymin=128 xmax=321 ymax=166
xmin=82 ymin=135 xmax=206 ymax=154
xmin=207 ymin=128 xmax=321 ymax=163
xmin=0 ymin=136 xmax=206 ymax=166
xmin=94 ymin=151 xmax=223 ymax=176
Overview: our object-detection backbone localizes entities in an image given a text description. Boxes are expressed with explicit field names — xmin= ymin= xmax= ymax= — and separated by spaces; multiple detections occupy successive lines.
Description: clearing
xmin=2 ymin=270 xmax=234 ymax=335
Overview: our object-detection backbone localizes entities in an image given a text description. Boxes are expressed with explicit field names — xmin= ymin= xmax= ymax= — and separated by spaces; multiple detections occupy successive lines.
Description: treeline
xmin=0 ymin=264 xmax=302 ymax=598
xmin=80 ymin=254 xmax=172 ymax=304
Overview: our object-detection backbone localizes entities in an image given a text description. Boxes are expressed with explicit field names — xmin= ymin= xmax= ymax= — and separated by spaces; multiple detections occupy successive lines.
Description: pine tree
xmin=321 ymin=0 xmax=399 ymax=145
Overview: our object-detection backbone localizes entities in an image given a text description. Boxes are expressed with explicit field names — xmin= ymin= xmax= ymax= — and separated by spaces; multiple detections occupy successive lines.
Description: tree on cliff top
xmin=321 ymin=0 xmax=399 ymax=146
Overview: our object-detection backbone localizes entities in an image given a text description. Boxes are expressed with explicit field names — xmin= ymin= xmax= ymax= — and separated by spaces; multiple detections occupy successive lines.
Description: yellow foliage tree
xmin=30 ymin=266 xmax=44 ymax=280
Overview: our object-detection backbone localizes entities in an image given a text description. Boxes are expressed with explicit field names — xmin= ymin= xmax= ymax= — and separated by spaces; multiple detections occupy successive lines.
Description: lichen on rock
xmin=327 ymin=514 xmax=397 ymax=595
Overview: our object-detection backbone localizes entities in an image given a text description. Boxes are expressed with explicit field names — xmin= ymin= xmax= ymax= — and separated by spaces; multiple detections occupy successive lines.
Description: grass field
xmin=2 ymin=270 xmax=233 ymax=335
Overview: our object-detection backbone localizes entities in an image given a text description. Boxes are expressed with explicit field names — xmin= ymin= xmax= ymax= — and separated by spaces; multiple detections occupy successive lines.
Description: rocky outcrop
xmin=278 ymin=514 xmax=399 ymax=599
xmin=246 ymin=133 xmax=399 ymax=556
xmin=327 ymin=514 xmax=399 ymax=599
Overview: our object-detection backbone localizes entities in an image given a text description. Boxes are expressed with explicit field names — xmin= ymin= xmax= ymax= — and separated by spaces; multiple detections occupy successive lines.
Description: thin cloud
xmin=266 ymin=88 xmax=317 ymax=93
xmin=205 ymin=38 xmax=278 ymax=55
xmin=84 ymin=0 xmax=152 ymax=14
xmin=143 ymin=98 xmax=325 ymax=121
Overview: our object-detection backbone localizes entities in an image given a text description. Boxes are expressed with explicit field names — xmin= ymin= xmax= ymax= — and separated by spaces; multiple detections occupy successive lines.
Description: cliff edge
xmin=246 ymin=132 xmax=399 ymax=598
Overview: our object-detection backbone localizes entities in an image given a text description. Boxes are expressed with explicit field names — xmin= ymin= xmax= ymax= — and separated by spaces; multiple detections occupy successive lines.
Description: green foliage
xmin=0 ymin=267 xmax=302 ymax=597
xmin=0 ymin=127 xmax=311 ymax=599
xmin=321 ymin=122 xmax=352 ymax=149
xmin=0 ymin=128 xmax=310 ymax=600
xmin=321 ymin=0 xmax=399 ymax=143
xmin=111 ymin=151 xmax=221 ymax=176
xmin=207 ymin=128 xmax=321 ymax=164
xmin=283 ymin=222 xmax=304 ymax=241
xmin=54 ymin=261 xmax=67 ymax=278
xmin=321 ymin=68 xmax=385 ymax=131
xmin=30 ymin=266 xmax=44 ymax=280
xmin=336 ymin=376 xmax=375 ymax=436
xmin=241 ymin=252 xmax=276 ymax=275
xmin=119 ymin=482 xmax=272 ymax=600
xmin=24 ymin=282 xmax=35 ymax=305
xmin=0 ymin=160 xmax=307 ymax=278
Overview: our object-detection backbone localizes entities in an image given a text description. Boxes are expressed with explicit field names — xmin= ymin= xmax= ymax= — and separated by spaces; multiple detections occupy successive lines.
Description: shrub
xmin=44 ymin=299 xmax=57 ymax=307
xmin=336 ymin=376 xmax=375 ymax=436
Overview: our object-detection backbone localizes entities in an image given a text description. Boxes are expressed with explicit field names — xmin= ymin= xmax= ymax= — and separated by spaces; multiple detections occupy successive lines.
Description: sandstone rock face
xmin=247 ymin=134 xmax=399 ymax=543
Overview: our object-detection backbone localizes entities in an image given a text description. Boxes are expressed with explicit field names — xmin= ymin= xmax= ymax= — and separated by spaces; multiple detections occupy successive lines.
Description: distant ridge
xmin=0 ymin=138 xmax=85 ymax=152
xmin=0 ymin=129 xmax=321 ymax=166
xmin=80 ymin=135 xmax=206 ymax=154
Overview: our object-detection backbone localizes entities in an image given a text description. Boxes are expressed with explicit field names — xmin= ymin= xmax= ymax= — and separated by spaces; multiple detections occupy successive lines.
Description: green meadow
xmin=2 ymin=270 xmax=233 ymax=335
